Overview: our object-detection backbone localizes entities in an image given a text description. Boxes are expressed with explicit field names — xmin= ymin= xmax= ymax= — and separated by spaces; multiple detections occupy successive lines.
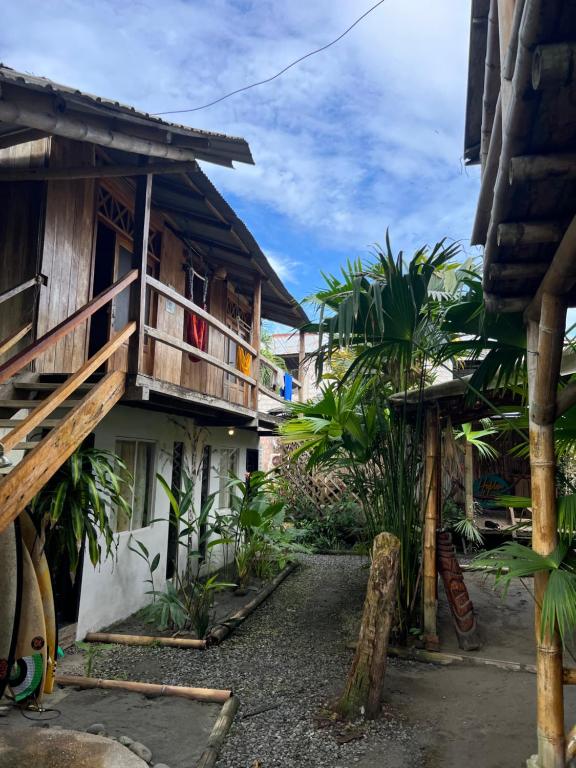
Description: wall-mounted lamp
xmin=227 ymin=427 xmax=235 ymax=437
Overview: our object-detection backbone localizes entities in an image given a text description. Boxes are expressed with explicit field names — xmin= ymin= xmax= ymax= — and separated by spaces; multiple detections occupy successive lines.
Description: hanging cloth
xmin=184 ymin=262 xmax=208 ymax=362
xmin=236 ymin=346 xmax=252 ymax=376
xmin=283 ymin=372 xmax=293 ymax=401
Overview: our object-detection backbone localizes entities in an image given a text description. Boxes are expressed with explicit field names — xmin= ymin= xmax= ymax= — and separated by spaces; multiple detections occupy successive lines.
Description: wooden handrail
xmin=258 ymin=383 xmax=289 ymax=406
xmin=145 ymin=325 xmax=256 ymax=387
xmin=0 ymin=274 xmax=46 ymax=307
xmin=260 ymin=358 xmax=301 ymax=388
xmin=0 ymin=322 xmax=136 ymax=456
xmin=0 ymin=269 xmax=138 ymax=385
xmin=146 ymin=275 xmax=257 ymax=357
xmin=0 ymin=323 xmax=33 ymax=359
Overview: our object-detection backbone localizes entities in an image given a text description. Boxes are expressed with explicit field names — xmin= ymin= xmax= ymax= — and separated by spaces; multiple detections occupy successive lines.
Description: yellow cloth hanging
xmin=236 ymin=347 xmax=252 ymax=376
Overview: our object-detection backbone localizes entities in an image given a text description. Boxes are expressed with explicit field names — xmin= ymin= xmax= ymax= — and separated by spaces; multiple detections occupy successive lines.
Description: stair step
xmin=14 ymin=382 xmax=93 ymax=391
xmin=0 ymin=419 xmax=60 ymax=428
xmin=0 ymin=400 xmax=81 ymax=408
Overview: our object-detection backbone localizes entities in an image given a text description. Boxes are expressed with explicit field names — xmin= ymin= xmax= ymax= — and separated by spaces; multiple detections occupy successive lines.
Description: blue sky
xmin=1 ymin=0 xmax=481 ymax=319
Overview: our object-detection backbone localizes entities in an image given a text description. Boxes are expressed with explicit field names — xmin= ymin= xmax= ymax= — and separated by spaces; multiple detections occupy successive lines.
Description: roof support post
xmin=251 ymin=276 xmax=262 ymax=412
xmin=298 ymin=330 xmax=306 ymax=402
xmin=527 ymin=293 xmax=566 ymax=768
xmin=423 ymin=406 xmax=440 ymax=651
xmin=128 ymin=165 xmax=152 ymax=375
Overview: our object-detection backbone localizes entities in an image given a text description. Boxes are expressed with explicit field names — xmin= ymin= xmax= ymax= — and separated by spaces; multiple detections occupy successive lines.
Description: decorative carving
xmin=437 ymin=530 xmax=482 ymax=650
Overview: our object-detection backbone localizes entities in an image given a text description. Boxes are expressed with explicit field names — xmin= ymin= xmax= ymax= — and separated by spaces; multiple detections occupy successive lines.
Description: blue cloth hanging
xmin=283 ymin=373 xmax=293 ymax=401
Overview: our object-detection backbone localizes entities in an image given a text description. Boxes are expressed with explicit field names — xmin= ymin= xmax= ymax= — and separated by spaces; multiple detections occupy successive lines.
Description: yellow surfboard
xmin=20 ymin=512 xmax=57 ymax=695
xmin=0 ymin=521 xmax=21 ymax=699
xmin=10 ymin=541 xmax=47 ymax=704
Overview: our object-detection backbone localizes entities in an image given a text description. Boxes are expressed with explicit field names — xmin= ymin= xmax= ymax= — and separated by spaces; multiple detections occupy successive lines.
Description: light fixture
xmin=227 ymin=427 xmax=235 ymax=437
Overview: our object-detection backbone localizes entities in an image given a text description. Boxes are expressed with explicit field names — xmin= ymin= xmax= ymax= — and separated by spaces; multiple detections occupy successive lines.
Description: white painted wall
xmin=75 ymin=406 xmax=258 ymax=639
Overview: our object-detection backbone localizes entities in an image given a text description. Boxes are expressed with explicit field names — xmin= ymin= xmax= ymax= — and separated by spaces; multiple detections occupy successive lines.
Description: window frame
xmin=114 ymin=438 xmax=158 ymax=533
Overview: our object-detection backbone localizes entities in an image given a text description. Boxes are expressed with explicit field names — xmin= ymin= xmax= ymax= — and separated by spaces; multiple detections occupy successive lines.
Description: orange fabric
xmin=236 ymin=347 xmax=252 ymax=376
xmin=186 ymin=313 xmax=208 ymax=362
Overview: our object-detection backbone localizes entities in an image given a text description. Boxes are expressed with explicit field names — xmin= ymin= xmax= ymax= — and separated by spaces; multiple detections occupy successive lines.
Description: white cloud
xmin=265 ymin=249 xmax=302 ymax=286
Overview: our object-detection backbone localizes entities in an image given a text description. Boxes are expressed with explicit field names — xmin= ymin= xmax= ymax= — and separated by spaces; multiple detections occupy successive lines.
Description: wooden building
xmin=462 ymin=3 xmax=576 ymax=766
xmin=0 ymin=65 xmax=307 ymax=637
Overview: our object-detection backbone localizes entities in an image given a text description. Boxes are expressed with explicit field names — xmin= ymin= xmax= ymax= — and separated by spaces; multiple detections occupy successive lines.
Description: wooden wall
xmin=153 ymin=228 xmax=185 ymax=385
xmin=36 ymin=138 xmax=96 ymax=373
xmin=0 ymin=139 xmax=49 ymax=362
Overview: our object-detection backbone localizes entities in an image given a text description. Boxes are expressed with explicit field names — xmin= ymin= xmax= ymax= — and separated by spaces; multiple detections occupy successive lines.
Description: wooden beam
xmin=502 ymin=0 xmax=526 ymax=81
xmin=480 ymin=0 xmax=501 ymax=171
xmin=252 ymin=277 xmax=262 ymax=411
xmin=0 ymin=160 xmax=199 ymax=182
xmin=510 ymin=154 xmax=576 ymax=184
xmin=0 ymin=100 xmax=199 ymax=162
xmin=128 ymin=170 xmax=152 ymax=374
xmin=484 ymin=293 xmax=531 ymax=313
xmin=0 ymin=274 xmax=46 ymax=307
xmin=525 ymin=215 xmax=576 ymax=322
xmin=0 ymin=323 xmax=33 ymax=359
xmin=0 ymin=371 xmax=126 ymax=534
xmin=157 ymin=206 xmax=232 ymax=231
xmin=0 ymin=270 xmax=137 ymax=385
xmin=497 ymin=222 xmax=563 ymax=247
xmin=145 ymin=325 xmax=256 ymax=387
xmin=498 ymin=0 xmax=516 ymax=118
xmin=146 ymin=276 xmax=257 ymax=356
xmin=532 ymin=43 xmax=576 ymax=90
xmin=185 ymin=231 xmax=249 ymax=256
xmin=489 ymin=261 xmax=550 ymax=281
xmin=423 ymin=407 xmax=440 ymax=649
xmin=0 ymin=322 xmax=135 ymax=456
xmin=0 ymin=128 xmax=48 ymax=151
xmin=473 ymin=96 xmax=502 ymax=244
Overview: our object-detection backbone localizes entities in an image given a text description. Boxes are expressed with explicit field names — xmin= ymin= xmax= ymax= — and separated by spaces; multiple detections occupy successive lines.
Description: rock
xmin=129 ymin=741 xmax=153 ymax=763
xmin=86 ymin=722 xmax=107 ymax=736
xmin=119 ymin=735 xmax=134 ymax=746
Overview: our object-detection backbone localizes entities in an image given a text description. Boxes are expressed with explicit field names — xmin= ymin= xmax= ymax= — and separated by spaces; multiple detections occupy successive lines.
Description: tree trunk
xmin=336 ymin=532 xmax=400 ymax=720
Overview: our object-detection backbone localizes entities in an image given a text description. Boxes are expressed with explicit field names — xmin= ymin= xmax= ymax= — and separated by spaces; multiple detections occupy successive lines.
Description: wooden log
xmin=128 ymin=170 xmax=152 ymax=375
xmin=480 ymin=0 xmax=501 ymax=170
xmin=473 ymin=96 xmax=502 ymax=245
xmin=489 ymin=262 xmax=550 ymax=281
xmin=146 ymin=276 xmax=257 ymax=356
xmin=145 ymin=326 xmax=256 ymax=387
xmin=563 ymin=668 xmax=576 ymax=685
xmin=206 ymin=562 xmax=298 ymax=646
xmin=196 ymin=696 xmax=240 ymax=768
xmin=252 ymin=277 xmax=262 ymax=411
xmin=0 ymin=322 xmax=135 ymax=456
xmin=56 ymin=674 xmax=231 ymax=704
xmin=497 ymin=222 xmax=563 ymax=247
xmin=0 ymin=270 xmax=137 ymax=385
xmin=510 ymin=154 xmax=576 ymax=184
xmin=502 ymin=0 xmax=526 ymax=81
xmin=84 ymin=632 xmax=205 ymax=649
xmin=423 ymin=408 xmax=440 ymax=648
xmin=0 ymin=160 xmax=199 ymax=182
xmin=0 ymin=371 xmax=125 ymax=535
xmin=532 ymin=43 xmax=576 ymax=90
xmin=335 ymin=532 xmax=400 ymax=719
xmin=484 ymin=294 xmax=531 ymax=313
xmin=0 ymin=274 xmax=45 ymax=307
xmin=528 ymin=298 xmax=567 ymax=768
xmin=0 ymin=100 xmax=199 ymax=163
xmin=464 ymin=441 xmax=474 ymax=521
xmin=498 ymin=0 xmax=516 ymax=118
xmin=0 ymin=323 xmax=33 ymax=359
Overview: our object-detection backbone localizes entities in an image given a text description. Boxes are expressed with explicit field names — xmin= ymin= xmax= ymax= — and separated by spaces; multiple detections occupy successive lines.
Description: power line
xmin=152 ymin=0 xmax=387 ymax=116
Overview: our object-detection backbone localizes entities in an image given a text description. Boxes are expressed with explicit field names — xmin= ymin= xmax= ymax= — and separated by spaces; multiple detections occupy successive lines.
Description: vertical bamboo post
xmin=251 ymin=276 xmax=262 ymax=412
xmin=128 ymin=167 xmax=152 ymax=375
xmin=528 ymin=293 xmax=566 ymax=768
xmin=298 ymin=330 xmax=306 ymax=402
xmin=498 ymin=0 xmax=516 ymax=120
xmin=464 ymin=441 xmax=474 ymax=521
xmin=423 ymin=407 xmax=440 ymax=650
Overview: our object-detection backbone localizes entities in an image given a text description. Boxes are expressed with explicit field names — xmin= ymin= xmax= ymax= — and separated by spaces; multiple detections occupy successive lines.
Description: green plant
xmin=442 ymin=498 xmax=484 ymax=547
xmin=75 ymin=641 xmax=116 ymax=677
xmin=29 ymin=447 xmax=132 ymax=572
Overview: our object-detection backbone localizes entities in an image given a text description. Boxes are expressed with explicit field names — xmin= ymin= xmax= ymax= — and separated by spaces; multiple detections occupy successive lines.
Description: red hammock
xmin=186 ymin=311 xmax=208 ymax=362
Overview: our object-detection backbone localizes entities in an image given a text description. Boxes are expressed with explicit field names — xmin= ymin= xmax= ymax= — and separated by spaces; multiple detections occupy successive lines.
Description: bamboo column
xmin=527 ymin=293 xmax=566 ymax=768
xmin=298 ymin=330 xmax=306 ymax=402
xmin=464 ymin=441 xmax=474 ymax=521
xmin=251 ymin=276 xmax=262 ymax=412
xmin=128 ymin=166 xmax=152 ymax=375
xmin=423 ymin=407 xmax=440 ymax=649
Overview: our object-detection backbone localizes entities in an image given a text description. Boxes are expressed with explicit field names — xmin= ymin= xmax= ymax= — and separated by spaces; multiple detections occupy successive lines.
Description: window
xmin=115 ymin=439 xmax=156 ymax=531
xmin=218 ymin=448 xmax=238 ymax=508
xmin=166 ymin=441 xmax=184 ymax=578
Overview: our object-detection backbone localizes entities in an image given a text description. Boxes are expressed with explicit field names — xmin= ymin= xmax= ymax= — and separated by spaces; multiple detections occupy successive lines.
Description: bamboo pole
xmin=252 ymin=277 xmax=262 ymax=411
xmin=423 ymin=408 xmax=439 ymax=649
xmin=84 ymin=632 xmax=206 ymax=649
xmin=56 ymin=674 xmax=231 ymax=704
xmin=196 ymin=696 xmax=240 ymax=768
xmin=528 ymin=295 xmax=567 ymax=768
xmin=464 ymin=441 xmax=474 ymax=521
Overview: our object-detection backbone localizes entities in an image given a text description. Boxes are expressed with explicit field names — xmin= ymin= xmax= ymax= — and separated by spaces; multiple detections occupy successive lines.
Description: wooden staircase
xmin=0 ymin=270 xmax=139 ymax=535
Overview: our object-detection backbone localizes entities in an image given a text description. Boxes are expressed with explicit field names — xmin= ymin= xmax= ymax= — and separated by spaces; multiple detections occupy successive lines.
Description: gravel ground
xmin=93 ymin=555 xmax=417 ymax=768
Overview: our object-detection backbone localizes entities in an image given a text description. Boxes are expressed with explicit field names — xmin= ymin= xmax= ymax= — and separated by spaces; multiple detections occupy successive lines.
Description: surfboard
xmin=9 ymin=540 xmax=47 ymax=703
xmin=0 ymin=520 xmax=22 ymax=699
xmin=20 ymin=512 xmax=57 ymax=695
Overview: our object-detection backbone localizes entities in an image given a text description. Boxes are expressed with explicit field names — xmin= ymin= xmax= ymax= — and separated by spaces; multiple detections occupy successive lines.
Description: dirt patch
xmin=0 ymin=687 xmax=221 ymax=767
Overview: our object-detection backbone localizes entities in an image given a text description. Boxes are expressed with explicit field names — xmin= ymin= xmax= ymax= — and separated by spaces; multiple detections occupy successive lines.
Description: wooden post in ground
xmin=127 ymin=166 xmax=152 ymax=375
xmin=335 ymin=532 xmax=400 ymax=719
xmin=423 ymin=407 xmax=440 ymax=649
xmin=464 ymin=440 xmax=474 ymax=521
xmin=527 ymin=293 xmax=566 ymax=768
xmin=251 ymin=276 xmax=262 ymax=412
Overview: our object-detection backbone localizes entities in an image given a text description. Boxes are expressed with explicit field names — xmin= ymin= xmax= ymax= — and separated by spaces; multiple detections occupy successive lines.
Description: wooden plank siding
xmin=153 ymin=227 xmax=185 ymax=385
xmin=0 ymin=139 xmax=49 ymax=362
xmin=36 ymin=137 xmax=96 ymax=373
